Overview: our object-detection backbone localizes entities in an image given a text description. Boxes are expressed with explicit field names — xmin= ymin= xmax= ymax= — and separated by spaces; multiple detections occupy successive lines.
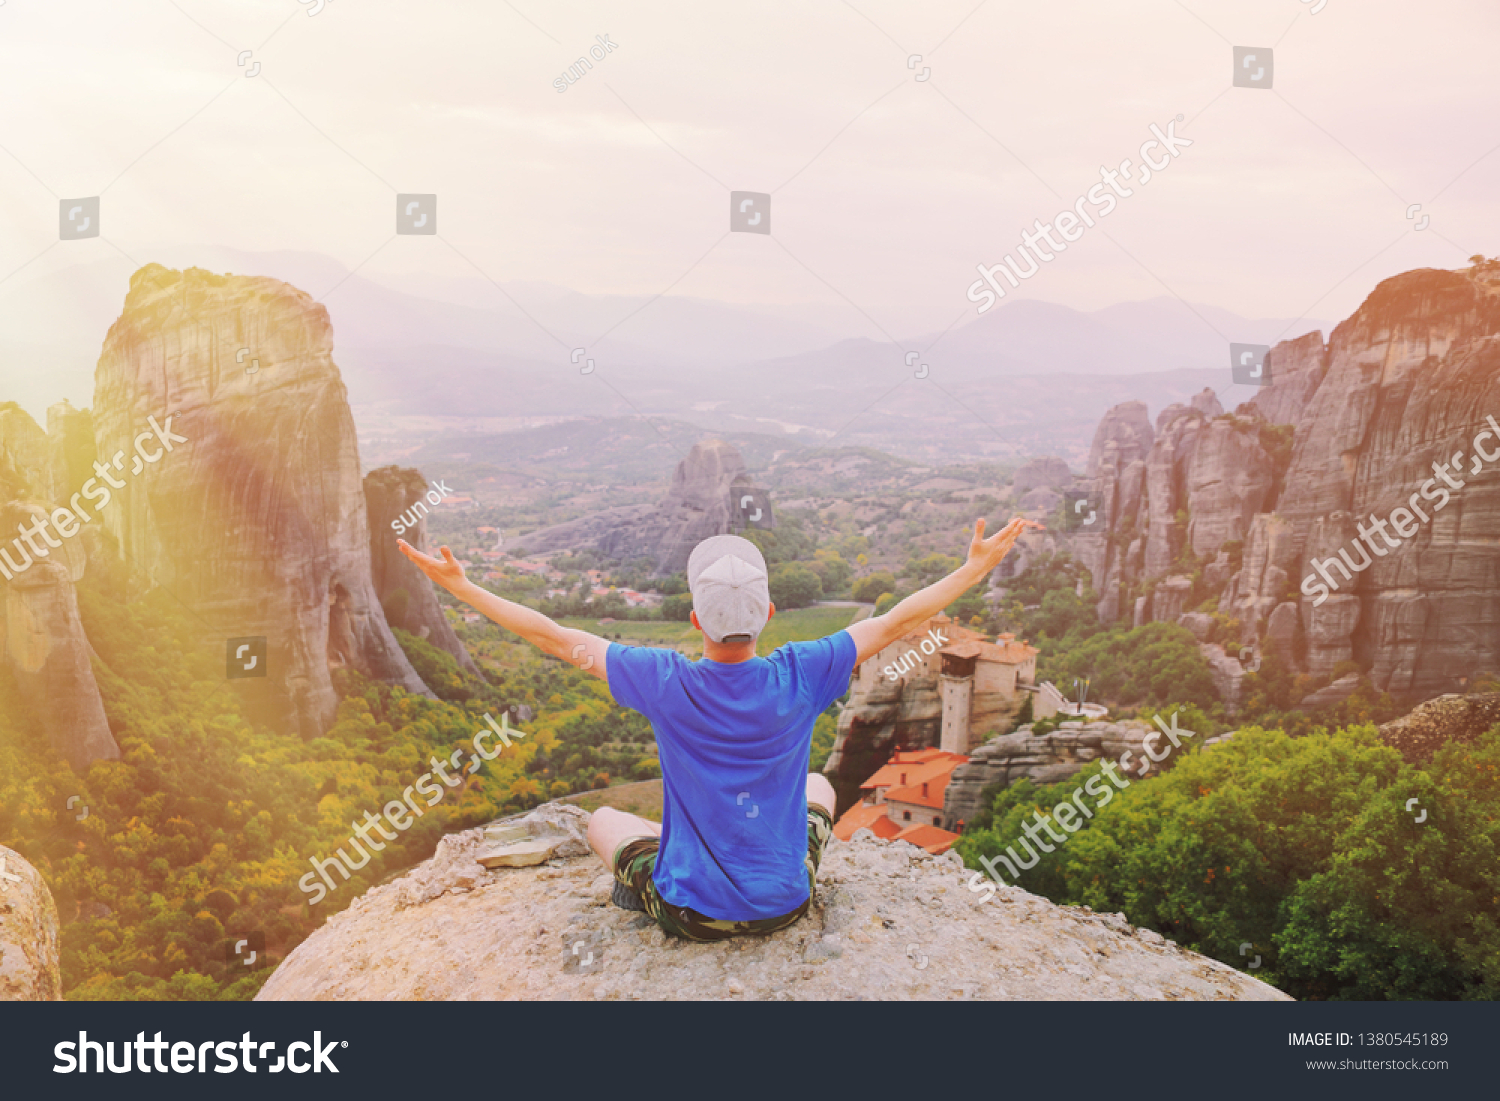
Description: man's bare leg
xmin=807 ymin=773 xmax=836 ymax=818
xmin=587 ymin=806 xmax=662 ymax=870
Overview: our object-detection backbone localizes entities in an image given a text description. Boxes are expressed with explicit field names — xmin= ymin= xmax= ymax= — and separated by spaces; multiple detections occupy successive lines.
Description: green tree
xmin=852 ymin=571 xmax=896 ymax=604
xmin=909 ymin=552 xmax=961 ymax=586
xmin=955 ymin=723 xmax=1500 ymax=1001
xmin=662 ymin=593 xmax=694 ymax=622
xmin=809 ymin=550 xmax=852 ymax=594
xmin=810 ymin=709 xmax=839 ymax=772
xmin=769 ymin=563 xmax=822 ymax=609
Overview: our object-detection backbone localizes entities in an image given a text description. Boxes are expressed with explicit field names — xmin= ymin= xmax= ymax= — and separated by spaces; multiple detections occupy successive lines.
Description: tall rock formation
xmin=512 ymin=439 xmax=773 ymax=575
xmin=1011 ymin=455 xmax=1073 ymax=496
xmin=1082 ymin=390 xmax=1275 ymax=629
xmin=1075 ymin=400 xmax=1153 ymax=623
xmin=364 ymin=465 xmax=480 ymax=676
xmin=646 ymin=439 xmax=769 ymax=574
xmin=1077 ymin=265 xmax=1500 ymax=704
xmin=91 ymin=264 xmax=431 ymax=739
xmin=0 ymin=404 xmax=118 ymax=771
xmin=0 ymin=845 xmax=63 ymax=1001
xmin=1252 ymin=331 xmax=1328 ymax=427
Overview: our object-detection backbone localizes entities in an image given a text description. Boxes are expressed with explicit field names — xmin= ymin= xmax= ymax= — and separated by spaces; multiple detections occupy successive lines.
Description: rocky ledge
xmin=0 ymin=845 xmax=62 ymax=1001
xmin=256 ymin=804 xmax=1287 ymax=1002
xmin=944 ymin=720 xmax=1168 ymax=829
xmin=1378 ymin=692 xmax=1500 ymax=765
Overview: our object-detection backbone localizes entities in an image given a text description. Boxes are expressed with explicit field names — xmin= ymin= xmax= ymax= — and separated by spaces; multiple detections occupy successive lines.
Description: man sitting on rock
xmin=398 ymin=517 xmax=1037 ymax=942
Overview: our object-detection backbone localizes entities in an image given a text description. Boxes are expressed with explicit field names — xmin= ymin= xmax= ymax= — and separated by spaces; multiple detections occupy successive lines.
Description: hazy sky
xmin=1 ymin=0 xmax=1497 ymax=364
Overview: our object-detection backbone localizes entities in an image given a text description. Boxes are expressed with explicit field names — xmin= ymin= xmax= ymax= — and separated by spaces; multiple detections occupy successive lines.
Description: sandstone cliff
xmin=512 ymin=439 xmax=772 ymax=575
xmin=364 ymin=465 xmax=480 ymax=676
xmin=1084 ymin=395 xmax=1275 ymax=631
xmin=255 ymin=804 xmax=1286 ymax=1002
xmin=0 ymin=404 xmax=118 ymax=771
xmin=0 ymin=845 xmax=62 ymax=1001
xmin=92 ymin=265 xmax=431 ymax=738
xmin=1077 ymin=266 xmax=1500 ymax=705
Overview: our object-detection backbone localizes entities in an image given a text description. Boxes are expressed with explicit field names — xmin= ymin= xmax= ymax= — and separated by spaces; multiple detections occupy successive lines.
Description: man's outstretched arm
xmin=845 ymin=517 xmax=1042 ymax=665
xmin=396 ymin=540 xmax=610 ymax=680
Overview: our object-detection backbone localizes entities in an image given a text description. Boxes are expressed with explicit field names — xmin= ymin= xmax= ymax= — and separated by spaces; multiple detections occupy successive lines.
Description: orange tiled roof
xmin=893 ymin=823 xmax=960 ymax=855
xmin=860 ymin=751 xmax=968 ymax=793
xmin=833 ymin=803 xmax=901 ymax=841
xmin=940 ymin=638 xmax=1039 ymax=664
xmin=884 ymin=769 xmax=957 ymax=810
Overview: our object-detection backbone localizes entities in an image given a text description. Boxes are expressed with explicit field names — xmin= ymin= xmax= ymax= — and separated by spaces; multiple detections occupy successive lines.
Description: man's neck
xmin=702 ymin=638 xmax=758 ymax=664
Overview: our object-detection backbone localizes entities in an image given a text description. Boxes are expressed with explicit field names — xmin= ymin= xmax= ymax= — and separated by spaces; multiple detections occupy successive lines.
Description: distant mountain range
xmin=0 ymin=244 xmax=1323 ymax=465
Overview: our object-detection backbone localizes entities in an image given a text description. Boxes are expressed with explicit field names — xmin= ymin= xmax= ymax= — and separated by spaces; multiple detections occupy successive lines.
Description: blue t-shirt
xmin=606 ymin=631 xmax=857 ymax=921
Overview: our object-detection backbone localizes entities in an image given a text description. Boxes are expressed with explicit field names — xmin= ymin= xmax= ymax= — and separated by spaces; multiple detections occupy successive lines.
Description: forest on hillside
xmin=0 ymin=569 xmax=656 ymax=1000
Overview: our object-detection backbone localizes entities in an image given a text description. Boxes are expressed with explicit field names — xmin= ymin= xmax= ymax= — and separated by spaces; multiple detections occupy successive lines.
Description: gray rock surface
xmin=1178 ymin=612 xmax=1215 ymax=641
xmin=1018 ymin=486 xmax=1062 ymax=513
xmin=1299 ymin=672 xmax=1362 ymax=710
xmin=0 ymin=845 xmax=62 ymax=1001
xmin=943 ymin=720 xmax=1175 ymax=829
xmin=1087 ymin=400 xmax=1154 ymax=480
xmin=1150 ymin=576 xmax=1194 ymax=623
xmin=1252 ymin=331 xmax=1329 ymax=427
xmin=474 ymin=803 xmax=592 ymax=868
xmin=1199 ymin=643 xmax=1247 ymax=710
xmin=254 ymin=806 xmax=1287 ymax=1002
xmin=1378 ymin=692 xmax=1500 ymax=764
xmin=1264 ymin=600 xmax=1302 ymax=659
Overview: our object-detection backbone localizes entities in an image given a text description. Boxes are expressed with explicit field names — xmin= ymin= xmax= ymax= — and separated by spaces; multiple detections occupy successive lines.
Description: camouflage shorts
xmin=612 ymin=806 xmax=835 ymax=943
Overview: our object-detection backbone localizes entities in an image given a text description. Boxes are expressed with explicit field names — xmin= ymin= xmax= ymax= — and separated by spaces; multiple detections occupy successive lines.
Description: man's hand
xmin=965 ymin=516 xmax=1044 ymax=576
xmin=848 ymin=515 xmax=1044 ymax=664
xmin=397 ymin=539 xmax=467 ymax=593
xmin=396 ymin=537 xmax=609 ymax=681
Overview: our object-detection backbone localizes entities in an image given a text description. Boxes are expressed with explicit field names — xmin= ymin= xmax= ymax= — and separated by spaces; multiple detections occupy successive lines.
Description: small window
xmin=933 ymin=816 xmax=940 ymax=826
xmin=902 ymin=810 xmax=911 ymax=821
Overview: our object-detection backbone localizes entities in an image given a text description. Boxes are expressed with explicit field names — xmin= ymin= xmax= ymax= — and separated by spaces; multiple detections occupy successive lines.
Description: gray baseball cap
xmin=687 ymin=534 xmax=771 ymax=643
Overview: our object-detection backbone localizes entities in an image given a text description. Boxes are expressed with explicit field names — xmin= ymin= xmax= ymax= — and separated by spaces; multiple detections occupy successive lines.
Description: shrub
xmin=662 ymin=593 xmax=694 ymax=622
xmin=852 ymin=571 xmax=896 ymax=604
xmin=769 ymin=563 xmax=823 ymax=609
xmin=956 ymin=723 xmax=1500 ymax=1000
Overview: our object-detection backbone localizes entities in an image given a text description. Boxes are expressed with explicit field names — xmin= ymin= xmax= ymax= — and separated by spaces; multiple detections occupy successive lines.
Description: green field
xmin=561 ymin=604 xmax=861 ymax=658
xmin=754 ymin=604 xmax=863 ymax=653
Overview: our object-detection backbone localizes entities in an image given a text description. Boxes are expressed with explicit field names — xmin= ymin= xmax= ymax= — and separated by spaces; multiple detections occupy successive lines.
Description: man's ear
xmin=690 ymin=609 xmax=701 ymax=632
xmin=767 ymin=601 xmax=776 ymax=621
